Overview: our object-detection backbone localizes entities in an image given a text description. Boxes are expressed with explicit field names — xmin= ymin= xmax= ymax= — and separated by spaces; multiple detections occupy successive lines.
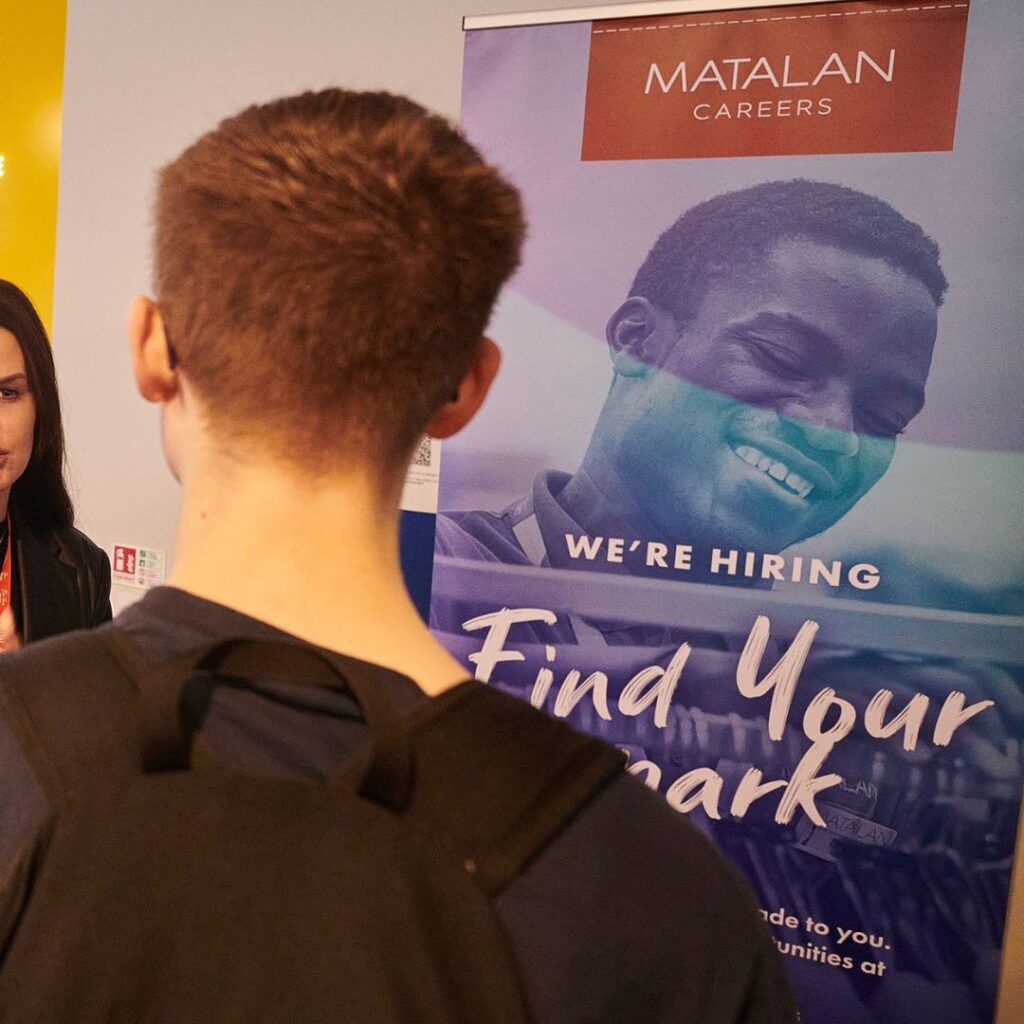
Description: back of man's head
xmin=154 ymin=89 xmax=524 ymax=472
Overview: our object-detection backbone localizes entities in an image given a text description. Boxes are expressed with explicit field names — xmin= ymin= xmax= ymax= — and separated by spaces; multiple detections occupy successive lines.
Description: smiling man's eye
xmin=856 ymin=407 xmax=907 ymax=438
xmin=745 ymin=338 xmax=809 ymax=378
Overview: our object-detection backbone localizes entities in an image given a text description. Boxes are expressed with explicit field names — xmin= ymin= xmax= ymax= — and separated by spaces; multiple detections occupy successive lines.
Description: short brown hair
xmin=154 ymin=89 xmax=524 ymax=469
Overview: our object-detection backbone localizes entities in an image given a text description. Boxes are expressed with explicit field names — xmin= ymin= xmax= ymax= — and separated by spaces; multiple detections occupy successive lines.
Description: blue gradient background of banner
xmin=430 ymin=4 xmax=1024 ymax=1022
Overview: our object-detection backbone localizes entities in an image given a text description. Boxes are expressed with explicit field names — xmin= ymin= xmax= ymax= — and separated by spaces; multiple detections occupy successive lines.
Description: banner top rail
xmin=463 ymin=0 xmax=853 ymax=31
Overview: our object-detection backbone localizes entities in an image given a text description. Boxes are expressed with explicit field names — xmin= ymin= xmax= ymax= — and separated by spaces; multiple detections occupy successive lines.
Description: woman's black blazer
xmin=10 ymin=522 xmax=112 ymax=643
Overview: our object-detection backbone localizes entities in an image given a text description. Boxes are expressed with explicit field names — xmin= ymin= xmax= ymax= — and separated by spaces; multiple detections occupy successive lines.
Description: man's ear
xmin=425 ymin=336 xmax=501 ymax=439
xmin=127 ymin=295 xmax=178 ymax=403
xmin=606 ymin=296 xmax=674 ymax=378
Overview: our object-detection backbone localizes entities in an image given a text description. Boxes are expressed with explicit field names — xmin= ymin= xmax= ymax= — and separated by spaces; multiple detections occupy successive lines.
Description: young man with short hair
xmin=0 ymin=90 xmax=795 ymax=1022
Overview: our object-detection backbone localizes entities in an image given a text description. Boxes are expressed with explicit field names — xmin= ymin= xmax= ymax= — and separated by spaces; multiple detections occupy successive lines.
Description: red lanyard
xmin=0 ymin=516 xmax=11 ymax=612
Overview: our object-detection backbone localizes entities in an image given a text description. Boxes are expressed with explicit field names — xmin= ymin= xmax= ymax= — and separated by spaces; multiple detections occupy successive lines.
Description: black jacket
xmin=10 ymin=522 xmax=112 ymax=643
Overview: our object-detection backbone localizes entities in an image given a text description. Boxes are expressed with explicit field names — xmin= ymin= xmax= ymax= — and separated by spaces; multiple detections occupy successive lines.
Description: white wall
xmin=52 ymin=0 xmax=625 ymax=608
xmin=49 ymin=3 xmax=1024 ymax=1021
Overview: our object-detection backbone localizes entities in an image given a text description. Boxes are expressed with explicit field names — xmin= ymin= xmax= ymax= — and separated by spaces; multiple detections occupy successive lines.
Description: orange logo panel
xmin=582 ymin=1 xmax=970 ymax=160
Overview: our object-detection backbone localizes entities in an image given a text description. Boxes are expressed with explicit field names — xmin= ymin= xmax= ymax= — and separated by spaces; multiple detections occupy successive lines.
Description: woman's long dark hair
xmin=0 ymin=280 xmax=74 ymax=531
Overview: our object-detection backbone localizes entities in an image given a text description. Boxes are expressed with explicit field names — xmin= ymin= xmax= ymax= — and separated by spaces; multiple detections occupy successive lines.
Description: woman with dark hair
xmin=0 ymin=280 xmax=110 ymax=648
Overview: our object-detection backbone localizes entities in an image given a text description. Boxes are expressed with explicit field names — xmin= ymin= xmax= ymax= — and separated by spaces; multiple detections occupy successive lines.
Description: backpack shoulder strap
xmin=0 ymin=624 xmax=140 ymax=801
xmin=2 ymin=627 xmax=623 ymax=897
xmin=405 ymin=682 xmax=625 ymax=898
xmin=0 ymin=622 xmax=229 ymax=788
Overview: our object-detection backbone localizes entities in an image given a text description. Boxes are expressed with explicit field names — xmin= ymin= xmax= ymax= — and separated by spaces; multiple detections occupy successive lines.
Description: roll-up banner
xmin=432 ymin=2 xmax=1024 ymax=1021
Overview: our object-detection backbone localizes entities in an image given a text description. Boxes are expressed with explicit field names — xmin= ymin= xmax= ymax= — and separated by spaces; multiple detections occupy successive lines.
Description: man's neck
xmin=168 ymin=456 xmax=467 ymax=695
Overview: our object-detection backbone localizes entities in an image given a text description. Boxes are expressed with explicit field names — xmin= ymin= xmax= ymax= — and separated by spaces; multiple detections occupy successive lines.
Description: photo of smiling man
xmin=433 ymin=179 xmax=945 ymax=641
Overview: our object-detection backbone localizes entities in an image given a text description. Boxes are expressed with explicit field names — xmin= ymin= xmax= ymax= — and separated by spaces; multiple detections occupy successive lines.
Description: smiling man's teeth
xmin=733 ymin=445 xmax=814 ymax=498
xmin=785 ymin=471 xmax=812 ymax=498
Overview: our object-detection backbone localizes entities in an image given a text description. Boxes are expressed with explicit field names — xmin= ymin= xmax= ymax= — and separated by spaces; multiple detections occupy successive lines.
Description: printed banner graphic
xmin=434 ymin=2 xmax=1024 ymax=1023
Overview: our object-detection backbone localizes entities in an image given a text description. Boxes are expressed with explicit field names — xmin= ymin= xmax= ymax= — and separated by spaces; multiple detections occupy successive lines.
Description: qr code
xmin=412 ymin=437 xmax=433 ymax=468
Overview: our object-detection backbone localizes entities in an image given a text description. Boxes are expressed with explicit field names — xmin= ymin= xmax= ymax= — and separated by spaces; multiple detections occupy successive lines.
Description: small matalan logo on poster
xmin=112 ymin=544 xmax=166 ymax=589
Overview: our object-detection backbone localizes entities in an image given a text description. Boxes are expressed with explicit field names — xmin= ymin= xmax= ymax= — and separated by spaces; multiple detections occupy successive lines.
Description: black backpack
xmin=0 ymin=626 xmax=625 ymax=1024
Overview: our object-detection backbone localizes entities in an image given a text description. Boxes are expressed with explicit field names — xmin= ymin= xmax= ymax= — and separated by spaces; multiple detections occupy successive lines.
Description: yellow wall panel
xmin=0 ymin=0 xmax=67 ymax=333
